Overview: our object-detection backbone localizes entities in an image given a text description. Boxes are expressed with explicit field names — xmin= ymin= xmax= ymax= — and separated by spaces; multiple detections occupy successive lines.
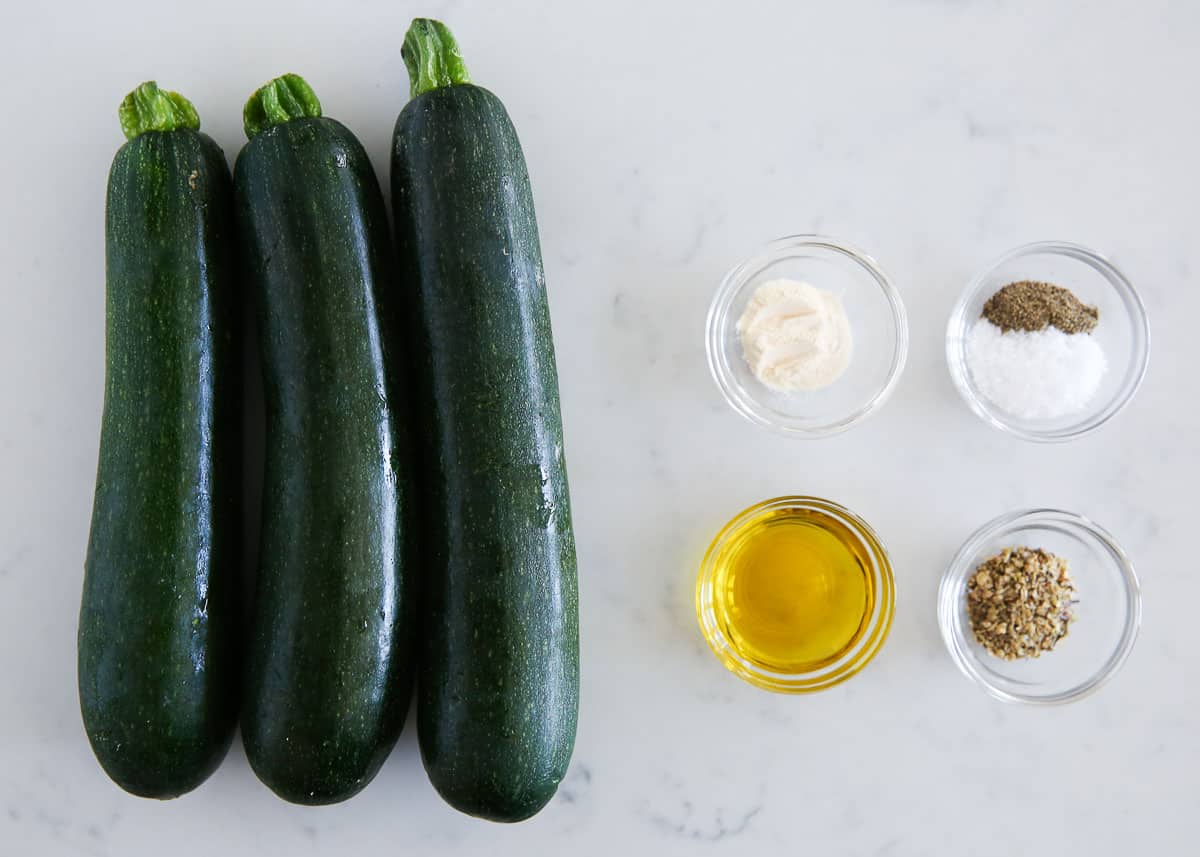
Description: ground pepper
xmin=982 ymin=280 xmax=1099 ymax=334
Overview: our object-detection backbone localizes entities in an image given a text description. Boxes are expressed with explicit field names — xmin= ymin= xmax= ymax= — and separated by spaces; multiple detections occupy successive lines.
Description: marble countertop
xmin=2 ymin=1 xmax=1196 ymax=854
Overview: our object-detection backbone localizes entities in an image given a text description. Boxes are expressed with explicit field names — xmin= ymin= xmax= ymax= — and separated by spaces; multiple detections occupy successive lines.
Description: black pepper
xmin=982 ymin=280 xmax=1099 ymax=334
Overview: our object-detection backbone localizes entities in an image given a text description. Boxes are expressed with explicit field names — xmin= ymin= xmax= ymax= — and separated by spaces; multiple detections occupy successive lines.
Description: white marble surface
xmin=2 ymin=1 xmax=1197 ymax=853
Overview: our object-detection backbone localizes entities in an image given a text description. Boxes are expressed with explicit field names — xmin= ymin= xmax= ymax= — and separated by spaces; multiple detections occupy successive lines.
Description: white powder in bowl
xmin=965 ymin=320 xmax=1107 ymax=420
xmin=736 ymin=279 xmax=852 ymax=392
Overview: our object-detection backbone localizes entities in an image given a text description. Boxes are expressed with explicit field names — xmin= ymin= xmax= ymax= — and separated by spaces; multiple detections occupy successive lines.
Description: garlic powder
xmin=736 ymin=279 xmax=853 ymax=392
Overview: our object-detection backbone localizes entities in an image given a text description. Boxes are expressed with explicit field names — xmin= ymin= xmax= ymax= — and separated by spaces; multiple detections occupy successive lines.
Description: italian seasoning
xmin=982 ymin=280 xmax=1099 ymax=334
xmin=966 ymin=546 xmax=1076 ymax=660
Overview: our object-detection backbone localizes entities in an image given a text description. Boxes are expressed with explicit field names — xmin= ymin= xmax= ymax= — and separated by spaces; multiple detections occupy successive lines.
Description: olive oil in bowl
xmin=696 ymin=497 xmax=895 ymax=693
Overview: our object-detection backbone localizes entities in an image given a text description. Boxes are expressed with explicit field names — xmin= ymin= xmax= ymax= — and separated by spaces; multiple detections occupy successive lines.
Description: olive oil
xmin=711 ymin=506 xmax=874 ymax=671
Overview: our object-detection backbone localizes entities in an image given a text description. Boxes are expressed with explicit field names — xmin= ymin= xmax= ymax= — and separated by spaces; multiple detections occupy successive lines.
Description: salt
xmin=965 ymin=320 xmax=1106 ymax=420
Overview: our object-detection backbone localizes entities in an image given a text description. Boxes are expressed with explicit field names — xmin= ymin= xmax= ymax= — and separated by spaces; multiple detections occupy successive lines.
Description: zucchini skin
xmin=391 ymin=84 xmax=579 ymax=822
xmin=235 ymin=117 xmax=414 ymax=805
xmin=79 ymin=129 xmax=240 ymax=799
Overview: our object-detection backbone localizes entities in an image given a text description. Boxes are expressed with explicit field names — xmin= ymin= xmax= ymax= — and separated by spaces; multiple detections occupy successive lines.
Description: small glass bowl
xmin=946 ymin=241 xmax=1150 ymax=442
xmin=696 ymin=496 xmax=896 ymax=693
xmin=706 ymin=235 xmax=908 ymax=437
xmin=937 ymin=509 xmax=1141 ymax=705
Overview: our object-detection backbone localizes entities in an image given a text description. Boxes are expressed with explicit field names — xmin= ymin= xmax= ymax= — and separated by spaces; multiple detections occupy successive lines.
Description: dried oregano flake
xmin=966 ymin=546 xmax=1076 ymax=660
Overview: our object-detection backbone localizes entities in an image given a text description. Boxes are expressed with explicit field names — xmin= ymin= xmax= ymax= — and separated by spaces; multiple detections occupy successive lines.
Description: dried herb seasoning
xmin=966 ymin=546 xmax=1076 ymax=660
xmin=982 ymin=280 xmax=1099 ymax=334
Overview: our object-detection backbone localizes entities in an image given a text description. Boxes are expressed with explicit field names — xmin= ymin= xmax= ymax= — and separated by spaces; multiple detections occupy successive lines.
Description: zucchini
xmin=235 ymin=74 xmax=415 ymax=805
xmin=79 ymin=82 xmax=240 ymax=799
xmin=391 ymin=20 xmax=579 ymax=822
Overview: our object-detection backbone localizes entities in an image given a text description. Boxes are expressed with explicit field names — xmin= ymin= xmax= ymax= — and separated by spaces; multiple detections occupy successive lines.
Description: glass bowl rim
xmin=937 ymin=507 xmax=1142 ymax=705
xmin=945 ymin=240 xmax=1151 ymax=443
xmin=696 ymin=494 xmax=896 ymax=693
xmin=705 ymin=234 xmax=910 ymax=438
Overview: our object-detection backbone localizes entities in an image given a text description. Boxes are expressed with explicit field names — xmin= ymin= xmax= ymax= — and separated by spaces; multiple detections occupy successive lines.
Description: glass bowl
xmin=706 ymin=235 xmax=908 ymax=437
xmin=696 ymin=496 xmax=896 ymax=693
xmin=937 ymin=509 xmax=1141 ymax=705
xmin=946 ymin=241 xmax=1150 ymax=442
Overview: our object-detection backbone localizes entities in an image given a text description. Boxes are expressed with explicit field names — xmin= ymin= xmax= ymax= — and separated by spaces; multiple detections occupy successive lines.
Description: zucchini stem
xmin=118 ymin=82 xmax=200 ymax=141
xmin=243 ymin=74 xmax=322 ymax=140
xmin=402 ymin=18 xmax=471 ymax=98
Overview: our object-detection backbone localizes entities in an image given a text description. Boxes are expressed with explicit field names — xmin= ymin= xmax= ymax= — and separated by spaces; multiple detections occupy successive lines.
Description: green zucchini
xmin=235 ymin=74 xmax=415 ymax=805
xmin=79 ymin=82 xmax=240 ymax=799
xmin=391 ymin=20 xmax=579 ymax=822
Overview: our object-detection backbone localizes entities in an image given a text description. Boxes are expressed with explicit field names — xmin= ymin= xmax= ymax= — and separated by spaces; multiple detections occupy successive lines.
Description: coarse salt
xmin=965 ymin=320 xmax=1106 ymax=420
